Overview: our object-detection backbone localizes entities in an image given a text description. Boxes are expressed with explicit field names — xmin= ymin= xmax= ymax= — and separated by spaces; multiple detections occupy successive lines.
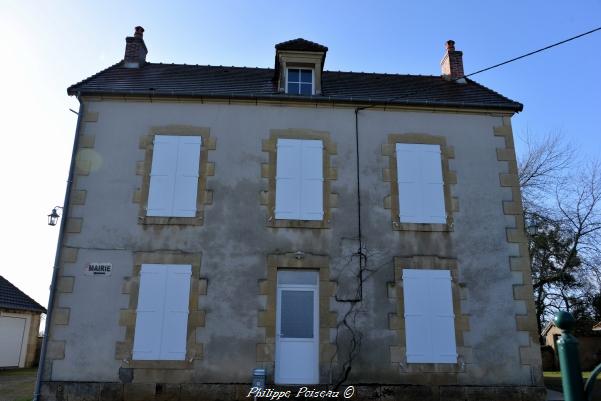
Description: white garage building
xmin=0 ymin=276 xmax=46 ymax=368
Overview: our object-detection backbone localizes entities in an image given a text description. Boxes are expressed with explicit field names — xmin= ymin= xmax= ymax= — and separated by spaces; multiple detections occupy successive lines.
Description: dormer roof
xmin=275 ymin=38 xmax=328 ymax=52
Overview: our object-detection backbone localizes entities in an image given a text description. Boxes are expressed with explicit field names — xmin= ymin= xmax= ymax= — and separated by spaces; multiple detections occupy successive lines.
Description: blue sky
xmin=1 ymin=0 xmax=600 ymax=306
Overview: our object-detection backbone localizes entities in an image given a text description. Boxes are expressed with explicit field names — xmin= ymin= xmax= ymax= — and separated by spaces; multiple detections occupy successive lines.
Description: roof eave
xmin=69 ymin=90 xmax=523 ymax=113
xmin=0 ymin=304 xmax=47 ymax=314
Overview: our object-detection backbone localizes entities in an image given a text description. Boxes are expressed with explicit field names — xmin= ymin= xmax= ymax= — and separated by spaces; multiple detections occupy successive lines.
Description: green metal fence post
xmin=555 ymin=311 xmax=586 ymax=401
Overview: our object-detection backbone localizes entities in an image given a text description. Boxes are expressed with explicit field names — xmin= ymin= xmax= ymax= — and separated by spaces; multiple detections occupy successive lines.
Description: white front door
xmin=275 ymin=270 xmax=319 ymax=384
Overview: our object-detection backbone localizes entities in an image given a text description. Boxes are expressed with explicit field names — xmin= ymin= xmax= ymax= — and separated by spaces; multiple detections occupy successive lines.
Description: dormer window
xmin=274 ymin=38 xmax=328 ymax=96
xmin=287 ymin=68 xmax=313 ymax=95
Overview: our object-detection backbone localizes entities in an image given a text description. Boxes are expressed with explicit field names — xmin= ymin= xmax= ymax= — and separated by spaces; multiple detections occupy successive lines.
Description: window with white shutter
xmin=275 ymin=139 xmax=324 ymax=221
xmin=147 ymin=135 xmax=202 ymax=217
xmin=133 ymin=264 xmax=191 ymax=361
xmin=403 ymin=269 xmax=457 ymax=363
xmin=396 ymin=143 xmax=446 ymax=224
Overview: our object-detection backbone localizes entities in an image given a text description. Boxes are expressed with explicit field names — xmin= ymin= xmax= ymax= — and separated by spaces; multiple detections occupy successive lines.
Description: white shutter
xmin=148 ymin=136 xmax=178 ymax=217
xmin=133 ymin=264 xmax=167 ymax=360
xmin=419 ymin=145 xmax=446 ymax=223
xmin=147 ymin=135 xmax=201 ymax=217
xmin=429 ymin=271 xmax=457 ymax=363
xmin=396 ymin=144 xmax=422 ymax=223
xmin=403 ymin=269 xmax=456 ymax=364
xmin=133 ymin=264 xmax=191 ymax=361
xmin=173 ymin=136 xmax=202 ymax=217
xmin=275 ymin=139 xmax=302 ymax=219
xmin=160 ymin=265 xmax=191 ymax=360
xmin=299 ymin=140 xmax=324 ymax=220
xmin=396 ymin=143 xmax=446 ymax=224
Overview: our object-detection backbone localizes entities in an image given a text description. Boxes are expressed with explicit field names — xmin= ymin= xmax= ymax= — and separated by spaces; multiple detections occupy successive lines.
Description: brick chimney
xmin=124 ymin=26 xmax=147 ymax=68
xmin=440 ymin=40 xmax=465 ymax=82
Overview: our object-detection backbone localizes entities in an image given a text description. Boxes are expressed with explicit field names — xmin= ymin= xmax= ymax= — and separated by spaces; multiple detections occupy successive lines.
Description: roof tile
xmin=275 ymin=38 xmax=328 ymax=52
xmin=67 ymin=62 xmax=522 ymax=111
xmin=0 ymin=276 xmax=46 ymax=313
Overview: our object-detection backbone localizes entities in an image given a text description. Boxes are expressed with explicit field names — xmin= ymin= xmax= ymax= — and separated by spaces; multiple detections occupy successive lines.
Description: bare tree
xmin=518 ymin=131 xmax=575 ymax=195
xmin=518 ymin=132 xmax=601 ymax=337
xmin=544 ymin=163 xmax=601 ymax=286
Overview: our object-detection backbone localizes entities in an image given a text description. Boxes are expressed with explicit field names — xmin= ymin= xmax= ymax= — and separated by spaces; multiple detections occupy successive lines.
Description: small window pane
xmin=288 ymin=69 xmax=299 ymax=82
xmin=300 ymin=69 xmax=312 ymax=83
xmin=280 ymin=290 xmax=313 ymax=338
xmin=288 ymin=83 xmax=299 ymax=94
xmin=278 ymin=270 xmax=318 ymax=285
xmin=300 ymin=83 xmax=312 ymax=95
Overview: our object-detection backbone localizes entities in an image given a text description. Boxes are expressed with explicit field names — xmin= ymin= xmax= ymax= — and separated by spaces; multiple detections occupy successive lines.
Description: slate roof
xmin=67 ymin=62 xmax=523 ymax=112
xmin=275 ymin=38 xmax=328 ymax=52
xmin=0 ymin=276 xmax=46 ymax=313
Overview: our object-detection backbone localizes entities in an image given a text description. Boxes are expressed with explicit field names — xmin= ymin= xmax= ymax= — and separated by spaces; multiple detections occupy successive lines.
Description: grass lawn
xmin=544 ymin=371 xmax=601 ymax=401
xmin=0 ymin=368 xmax=38 ymax=401
xmin=0 ymin=368 xmax=37 ymax=377
xmin=544 ymin=370 xmax=601 ymax=380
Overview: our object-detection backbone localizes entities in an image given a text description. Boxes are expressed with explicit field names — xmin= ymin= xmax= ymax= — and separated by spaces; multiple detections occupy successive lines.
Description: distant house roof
xmin=67 ymin=62 xmax=523 ymax=112
xmin=543 ymin=319 xmax=601 ymax=337
xmin=0 ymin=276 xmax=46 ymax=313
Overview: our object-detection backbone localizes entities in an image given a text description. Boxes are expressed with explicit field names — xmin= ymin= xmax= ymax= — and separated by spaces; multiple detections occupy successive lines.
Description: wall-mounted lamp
xmin=47 ymin=206 xmax=63 ymax=226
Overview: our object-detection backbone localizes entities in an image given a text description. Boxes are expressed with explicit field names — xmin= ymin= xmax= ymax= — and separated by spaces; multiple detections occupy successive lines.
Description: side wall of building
xmin=41 ymin=99 xmax=542 ymax=397
xmin=24 ymin=312 xmax=41 ymax=368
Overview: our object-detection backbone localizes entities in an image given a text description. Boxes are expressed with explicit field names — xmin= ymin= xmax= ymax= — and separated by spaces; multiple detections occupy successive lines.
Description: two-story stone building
xmin=36 ymin=27 xmax=544 ymax=400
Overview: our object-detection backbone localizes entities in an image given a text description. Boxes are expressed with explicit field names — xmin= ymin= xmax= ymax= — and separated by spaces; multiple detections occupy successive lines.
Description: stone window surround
xmin=256 ymin=253 xmax=338 ymax=380
xmin=135 ymin=125 xmax=215 ymax=226
xmin=261 ymin=129 xmax=338 ymax=229
xmin=382 ymin=133 xmax=458 ymax=232
xmin=116 ymin=251 xmax=206 ymax=371
xmin=389 ymin=256 xmax=471 ymax=380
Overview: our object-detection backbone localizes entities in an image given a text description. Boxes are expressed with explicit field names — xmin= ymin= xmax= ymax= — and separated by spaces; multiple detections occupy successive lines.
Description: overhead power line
xmin=458 ymin=26 xmax=601 ymax=80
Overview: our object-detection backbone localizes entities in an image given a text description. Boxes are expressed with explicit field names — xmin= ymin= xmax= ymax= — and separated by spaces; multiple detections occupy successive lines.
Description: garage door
xmin=0 ymin=316 xmax=26 ymax=367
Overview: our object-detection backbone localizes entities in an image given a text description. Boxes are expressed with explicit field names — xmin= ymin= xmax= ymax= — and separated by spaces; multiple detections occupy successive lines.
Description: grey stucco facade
xmin=40 ymin=97 xmax=545 ymax=400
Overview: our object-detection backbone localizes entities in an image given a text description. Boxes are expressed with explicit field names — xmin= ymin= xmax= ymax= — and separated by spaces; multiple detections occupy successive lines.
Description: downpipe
xmin=33 ymin=95 xmax=84 ymax=401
